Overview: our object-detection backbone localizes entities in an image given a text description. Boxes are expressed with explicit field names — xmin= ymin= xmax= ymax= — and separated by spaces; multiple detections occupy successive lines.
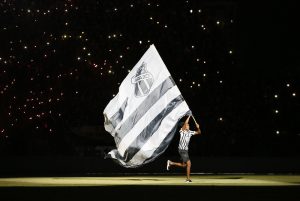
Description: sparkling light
xmin=0 ymin=0 xmax=296 ymax=157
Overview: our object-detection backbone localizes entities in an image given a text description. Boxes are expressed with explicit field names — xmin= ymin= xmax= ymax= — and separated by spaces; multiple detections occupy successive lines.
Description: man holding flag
xmin=103 ymin=44 xmax=200 ymax=171
xmin=167 ymin=115 xmax=201 ymax=183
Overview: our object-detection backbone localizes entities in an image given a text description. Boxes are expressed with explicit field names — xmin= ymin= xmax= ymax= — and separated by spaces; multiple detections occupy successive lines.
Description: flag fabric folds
xmin=103 ymin=44 xmax=191 ymax=168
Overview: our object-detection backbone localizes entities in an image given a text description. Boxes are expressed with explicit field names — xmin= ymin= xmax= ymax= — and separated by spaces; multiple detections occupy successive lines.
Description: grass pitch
xmin=0 ymin=174 xmax=299 ymax=187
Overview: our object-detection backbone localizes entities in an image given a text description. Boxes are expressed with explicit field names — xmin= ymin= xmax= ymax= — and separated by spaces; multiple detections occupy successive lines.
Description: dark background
xmin=0 ymin=0 xmax=299 ymax=174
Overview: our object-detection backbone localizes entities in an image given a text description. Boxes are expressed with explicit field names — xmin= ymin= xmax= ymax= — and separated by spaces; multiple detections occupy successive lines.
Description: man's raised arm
xmin=184 ymin=115 xmax=191 ymax=125
xmin=194 ymin=122 xmax=201 ymax=135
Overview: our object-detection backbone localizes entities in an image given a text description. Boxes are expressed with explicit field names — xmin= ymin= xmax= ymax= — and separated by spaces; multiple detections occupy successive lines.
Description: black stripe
xmin=122 ymin=95 xmax=184 ymax=162
xmin=114 ymin=76 xmax=175 ymax=143
xmin=108 ymin=97 xmax=128 ymax=128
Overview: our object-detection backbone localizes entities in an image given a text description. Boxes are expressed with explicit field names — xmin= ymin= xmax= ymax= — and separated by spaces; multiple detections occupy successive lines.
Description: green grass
xmin=0 ymin=175 xmax=300 ymax=187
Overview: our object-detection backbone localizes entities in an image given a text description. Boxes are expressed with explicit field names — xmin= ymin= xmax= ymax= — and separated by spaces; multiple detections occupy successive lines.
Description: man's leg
xmin=172 ymin=161 xmax=187 ymax=167
xmin=168 ymin=160 xmax=187 ymax=168
xmin=186 ymin=160 xmax=191 ymax=180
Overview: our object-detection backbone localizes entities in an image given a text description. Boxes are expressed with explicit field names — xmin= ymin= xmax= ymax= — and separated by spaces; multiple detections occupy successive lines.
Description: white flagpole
xmin=191 ymin=115 xmax=197 ymax=125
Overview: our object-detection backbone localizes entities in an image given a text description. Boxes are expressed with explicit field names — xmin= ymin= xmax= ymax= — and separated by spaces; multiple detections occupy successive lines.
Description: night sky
xmin=0 ymin=0 xmax=299 ymax=157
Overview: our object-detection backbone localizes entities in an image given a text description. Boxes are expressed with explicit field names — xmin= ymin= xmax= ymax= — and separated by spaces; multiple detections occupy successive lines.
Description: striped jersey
xmin=178 ymin=129 xmax=195 ymax=150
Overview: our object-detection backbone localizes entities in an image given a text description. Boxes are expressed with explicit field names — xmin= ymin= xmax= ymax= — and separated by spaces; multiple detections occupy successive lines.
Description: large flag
xmin=103 ymin=44 xmax=191 ymax=168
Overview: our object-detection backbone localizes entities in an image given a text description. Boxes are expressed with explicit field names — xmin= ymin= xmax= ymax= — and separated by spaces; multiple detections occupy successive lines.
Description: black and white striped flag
xmin=103 ymin=44 xmax=192 ymax=168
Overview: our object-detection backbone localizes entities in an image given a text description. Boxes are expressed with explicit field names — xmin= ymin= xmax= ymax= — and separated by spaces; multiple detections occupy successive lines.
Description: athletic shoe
xmin=185 ymin=179 xmax=192 ymax=183
xmin=166 ymin=160 xmax=171 ymax=170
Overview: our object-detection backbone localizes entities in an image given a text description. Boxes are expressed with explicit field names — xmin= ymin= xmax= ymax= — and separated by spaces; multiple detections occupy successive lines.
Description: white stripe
xmin=117 ymin=86 xmax=181 ymax=156
xmin=143 ymin=79 xmax=150 ymax=90
xmin=128 ymin=101 xmax=190 ymax=166
xmin=137 ymin=82 xmax=144 ymax=96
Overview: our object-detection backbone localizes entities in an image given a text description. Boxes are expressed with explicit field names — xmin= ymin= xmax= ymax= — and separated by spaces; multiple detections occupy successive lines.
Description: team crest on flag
xmin=103 ymin=44 xmax=192 ymax=168
xmin=131 ymin=62 xmax=154 ymax=97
